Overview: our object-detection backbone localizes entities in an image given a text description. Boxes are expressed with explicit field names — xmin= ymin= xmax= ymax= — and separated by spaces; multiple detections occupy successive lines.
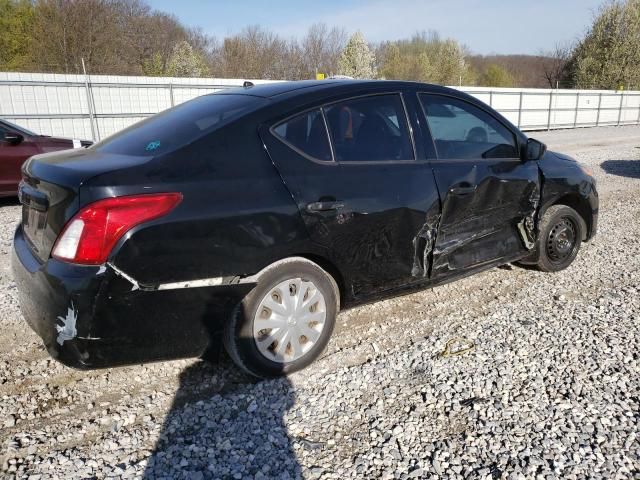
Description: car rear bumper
xmin=12 ymin=225 xmax=253 ymax=369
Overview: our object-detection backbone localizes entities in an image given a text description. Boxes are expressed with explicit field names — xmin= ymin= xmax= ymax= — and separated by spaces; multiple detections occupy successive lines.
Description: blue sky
xmin=146 ymin=0 xmax=604 ymax=55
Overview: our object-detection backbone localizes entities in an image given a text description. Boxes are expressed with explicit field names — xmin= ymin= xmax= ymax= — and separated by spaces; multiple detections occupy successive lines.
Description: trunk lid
xmin=19 ymin=148 xmax=152 ymax=262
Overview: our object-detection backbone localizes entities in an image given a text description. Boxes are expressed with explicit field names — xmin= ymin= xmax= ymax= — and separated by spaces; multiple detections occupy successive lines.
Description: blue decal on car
xmin=145 ymin=141 xmax=161 ymax=151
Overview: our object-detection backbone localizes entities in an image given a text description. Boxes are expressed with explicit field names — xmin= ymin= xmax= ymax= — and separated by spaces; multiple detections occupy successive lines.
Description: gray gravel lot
xmin=1 ymin=125 xmax=639 ymax=479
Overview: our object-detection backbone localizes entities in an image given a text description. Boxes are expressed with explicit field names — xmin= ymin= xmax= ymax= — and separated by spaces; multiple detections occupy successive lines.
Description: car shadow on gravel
xmin=0 ymin=196 xmax=20 ymax=207
xmin=143 ymin=353 xmax=301 ymax=479
xmin=600 ymin=159 xmax=640 ymax=179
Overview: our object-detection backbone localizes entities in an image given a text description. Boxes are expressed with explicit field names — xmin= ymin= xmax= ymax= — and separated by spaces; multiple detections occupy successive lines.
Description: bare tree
xmin=301 ymin=23 xmax=347 ymax=77
xmin=540 ymin=42 xmax=573 ymax=88
xmin=0 ymin=0 xmax=590 ymax=86
xmin=211 ymin=25 xmax=312 ymax=80
xmin=30 ymin=0 xmax=124 ymax=74
xmin=27 ymin=0 xmax=212 ymax=76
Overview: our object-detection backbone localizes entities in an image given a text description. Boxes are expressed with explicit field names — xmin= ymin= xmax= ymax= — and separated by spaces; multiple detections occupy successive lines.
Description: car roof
xmin=223 ymin=80 xmax=347 ymax=98
xmin=218 ymin=80 xmax=524 ymax=141
xmin=219 ymin=79 xmax=456 ymax=100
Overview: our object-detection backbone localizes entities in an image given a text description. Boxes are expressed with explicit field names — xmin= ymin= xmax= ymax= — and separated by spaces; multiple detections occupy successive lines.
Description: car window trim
xmin=401 ymin=90 xmax=431 ymax=161
xmin=269 ymin=106 xmax=337 ymax=165
xmin=319 ymin=107 xmax=336 ymax=163
xmin=417 ymin=92 xmax=522 ymax=163
xmin=270 ymin=91 xmax=420 ymax=166
xmin=323 ymin=91 xmax=417 ymax=165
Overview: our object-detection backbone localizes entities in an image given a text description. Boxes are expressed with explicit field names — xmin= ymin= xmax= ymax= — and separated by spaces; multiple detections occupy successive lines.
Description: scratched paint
xmin=55 ymin=303 xmax=78 ymax=345
xmin=411 ymin=214 xmax=440 ymax=278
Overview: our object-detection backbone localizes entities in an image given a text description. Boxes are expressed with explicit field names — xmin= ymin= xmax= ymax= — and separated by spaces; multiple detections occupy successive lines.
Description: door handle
xmin=306 ymin=201 xmax=345 ymax=212
xmin=449 ymin=185 xmax=477 ymax=196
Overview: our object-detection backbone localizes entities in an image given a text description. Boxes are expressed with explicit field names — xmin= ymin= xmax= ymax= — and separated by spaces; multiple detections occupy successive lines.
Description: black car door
xmin=418 ymin=93 xmax=540 ymax=279
xmin=260 ymin=92 xmax=441 ymax=299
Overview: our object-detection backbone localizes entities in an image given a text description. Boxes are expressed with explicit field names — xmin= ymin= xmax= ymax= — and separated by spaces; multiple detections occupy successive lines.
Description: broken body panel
xmin=11 ymin=80 xmax=598 ymax=368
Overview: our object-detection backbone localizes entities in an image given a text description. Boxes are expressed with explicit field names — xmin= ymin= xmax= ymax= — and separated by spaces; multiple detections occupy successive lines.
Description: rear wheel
xmin=223 ymin=259 xmax=338 ymax=378
xmin=535 ymin=205 xmax=584 ymax=272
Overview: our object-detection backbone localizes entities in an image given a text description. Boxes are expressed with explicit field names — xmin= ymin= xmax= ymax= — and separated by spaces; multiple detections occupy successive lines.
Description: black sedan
xmin=12 ymin=80 xmax=598 ymax=378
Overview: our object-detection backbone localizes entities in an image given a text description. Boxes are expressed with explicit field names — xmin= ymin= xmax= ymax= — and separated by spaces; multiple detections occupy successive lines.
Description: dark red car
xmin=0 ymin=119 xmax=91 ymax=197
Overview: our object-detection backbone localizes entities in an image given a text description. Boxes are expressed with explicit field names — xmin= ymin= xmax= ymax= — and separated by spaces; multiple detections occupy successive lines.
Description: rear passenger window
xmin=324 ymin=94 xmax=414 ymax=162
xmin=273 ymin=109 xmax=332 ymax=161
xmin=420 ymin=94 xmax=519 ymax=160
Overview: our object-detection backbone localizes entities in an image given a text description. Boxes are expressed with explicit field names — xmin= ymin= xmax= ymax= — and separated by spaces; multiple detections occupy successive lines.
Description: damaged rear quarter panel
xmin=14 ymin=222 xmax=259 ymax=368
xmin=84 ymin=271 xmax=255 ymax=366
xmin=83 ymin=122 xmax=311 ymax=287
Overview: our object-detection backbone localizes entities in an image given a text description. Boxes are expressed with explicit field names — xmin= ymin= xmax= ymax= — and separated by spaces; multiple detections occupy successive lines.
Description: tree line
xmin=0 ymin=0 xmax=637 ymax=89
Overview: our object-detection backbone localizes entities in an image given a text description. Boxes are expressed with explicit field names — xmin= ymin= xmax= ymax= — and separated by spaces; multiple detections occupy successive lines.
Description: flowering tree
xmin=167 ymin=41 xmax=206 ymax=77
xmin=337 ymin=32 xmax=377 ymax=79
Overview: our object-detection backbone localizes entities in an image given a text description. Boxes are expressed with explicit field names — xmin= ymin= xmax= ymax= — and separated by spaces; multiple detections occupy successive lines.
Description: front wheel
xmin=535 ymin=205 xmax=585 ymax=272
xmin=223 ymin=259 xmax=338 ymax=378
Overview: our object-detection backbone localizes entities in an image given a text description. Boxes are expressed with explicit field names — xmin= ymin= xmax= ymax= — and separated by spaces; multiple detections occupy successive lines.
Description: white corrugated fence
xmin=1 ymin=71 xmax=639 ymax=141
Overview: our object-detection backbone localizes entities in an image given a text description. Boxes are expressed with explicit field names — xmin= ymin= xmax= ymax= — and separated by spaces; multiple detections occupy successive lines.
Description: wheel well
xmin=295 ymin=254 xmax=346 ymax=307
xmin=547 ymin=194 xmax=592 ymax=239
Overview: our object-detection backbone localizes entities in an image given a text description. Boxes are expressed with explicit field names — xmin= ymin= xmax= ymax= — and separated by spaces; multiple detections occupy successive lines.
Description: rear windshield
xmin=94 ymin=94 xmax=268 ymax=156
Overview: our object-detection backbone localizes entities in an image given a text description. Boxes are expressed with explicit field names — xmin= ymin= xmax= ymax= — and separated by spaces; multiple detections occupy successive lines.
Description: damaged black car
xmin=12 ymin=80 xmax=598 ymax=378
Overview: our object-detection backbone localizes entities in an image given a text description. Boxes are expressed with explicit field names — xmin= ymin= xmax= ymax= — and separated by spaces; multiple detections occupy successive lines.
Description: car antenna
xmin=243 ymin=81 xmax=254 ymax=88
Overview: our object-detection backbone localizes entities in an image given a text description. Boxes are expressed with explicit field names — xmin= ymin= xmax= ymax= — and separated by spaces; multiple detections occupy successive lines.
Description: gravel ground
xmin=1 ymin=125 xmax=639 ymax=479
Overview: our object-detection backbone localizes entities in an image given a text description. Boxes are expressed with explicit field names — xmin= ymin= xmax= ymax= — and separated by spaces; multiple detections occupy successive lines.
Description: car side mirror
xmin=3 ymin=132 xmax=24 ymax=145
xmin=525 ymin=138 xmax=546 ymax=161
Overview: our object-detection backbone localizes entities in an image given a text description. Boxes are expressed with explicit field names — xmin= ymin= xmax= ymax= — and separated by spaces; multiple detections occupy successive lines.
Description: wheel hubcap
xmin=253 ymin=278 xmax=326 ymax=363
xmin=547 ymin=217 xmax=577 ymax=263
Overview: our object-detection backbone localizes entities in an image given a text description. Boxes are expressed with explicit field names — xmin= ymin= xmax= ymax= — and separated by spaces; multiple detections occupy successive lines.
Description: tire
xmin=223 ymin=258 xmax=338 ymax=379
xmin=535 ymin=205 xmax=584 ymax=272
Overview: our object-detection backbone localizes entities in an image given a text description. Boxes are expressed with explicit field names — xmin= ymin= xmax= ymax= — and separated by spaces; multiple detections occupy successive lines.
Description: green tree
xmin=569 ymin=0 xmax=640 ymax=89
xmin=337 ymin=31 xmax=377 ymax=79
xmin=142 ymin=52 xmax=166 ymax=76
xmin=0 ymin=0 xmax=35 ymax=71
xmin=479 ymin=64 xmax=515 ymax=87
xmin=378 ymin=32 xmax=473 ymax=85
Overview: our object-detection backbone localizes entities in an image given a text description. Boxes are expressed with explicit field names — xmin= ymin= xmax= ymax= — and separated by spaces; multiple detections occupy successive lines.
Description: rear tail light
xmin=52 ymin=193 xmax=182 ymax=265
